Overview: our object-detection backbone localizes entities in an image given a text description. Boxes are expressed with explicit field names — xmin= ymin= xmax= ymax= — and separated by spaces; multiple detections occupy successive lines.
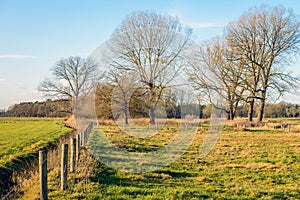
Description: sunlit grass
xmin=47 ymin=119 xmax=300 ymax=199
xmin=0 ymin=117 xmax=72 ymax=167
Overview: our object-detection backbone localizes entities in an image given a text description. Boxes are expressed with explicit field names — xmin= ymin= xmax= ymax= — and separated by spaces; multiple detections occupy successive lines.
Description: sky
xmin=1 ymin=0 xmax=300 ymax=109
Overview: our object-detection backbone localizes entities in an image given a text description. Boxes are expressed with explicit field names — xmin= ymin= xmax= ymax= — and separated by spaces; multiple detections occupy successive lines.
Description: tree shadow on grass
xmin=245 ymin=129 xmax=282 ymax=133
xmin=154 ymin=169 xmax=196 ymax=178
xmin=90 ymin=163 xmax=196 ymax=188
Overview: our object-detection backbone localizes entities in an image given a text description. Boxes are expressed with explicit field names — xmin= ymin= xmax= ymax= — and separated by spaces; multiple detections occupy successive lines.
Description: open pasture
xmin=47 ymin=120 xmax=300 ymax=199
xmin=0 ymin=117 xmax=72 ymax=168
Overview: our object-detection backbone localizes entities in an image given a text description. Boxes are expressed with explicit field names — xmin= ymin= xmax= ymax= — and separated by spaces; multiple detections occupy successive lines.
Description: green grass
xmin=0 ymin=117 xmax=72 ymax=167
xmin=47 ymin=122 xmax=300 ymax=199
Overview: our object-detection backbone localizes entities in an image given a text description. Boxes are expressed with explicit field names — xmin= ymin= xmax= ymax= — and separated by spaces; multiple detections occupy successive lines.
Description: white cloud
xmin=0 ymin=54 xmax=38 ymax=59
xmin=186 ymin=21 xmax=226 ymax=28
xmin=0 ymin=78 xmax=5 ymax=82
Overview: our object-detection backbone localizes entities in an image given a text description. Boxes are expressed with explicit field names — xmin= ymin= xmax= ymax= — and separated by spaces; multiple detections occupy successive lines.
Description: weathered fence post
xmin=39 ymin=150 xmax=48 ymax=200
xmin=70 ymin=138 xmax=76 ymax=173
xmin=82 ymin=131 xmax=85 ymax=147
xmin=76 ymin=134 xmax=81 ymax=161
xmin=85 ymin=124 xmax=90 ymax=145
xmin=61 ymin=144 xmax=68 ymax=191
xmin=85 ymin=128 xmax=88 ymax=145
xmin=288 ymin=124 xmax=291 ymax=133
xmin=84 ymin=129 xmax=87 ymax=146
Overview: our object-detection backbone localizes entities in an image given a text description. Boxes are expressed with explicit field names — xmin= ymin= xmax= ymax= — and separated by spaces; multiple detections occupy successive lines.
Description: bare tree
xmin=106 ymin=11 xmax=192 ymax=124
xmin=189 ymin=37 xmax=244 ymax=120
xmin=109 ymin=70 xmax=141 ymax=124
xmin=226 ymin=5 xmax=300 ymax=122
xmin=38 ymin=56 xmax=101 ymax=102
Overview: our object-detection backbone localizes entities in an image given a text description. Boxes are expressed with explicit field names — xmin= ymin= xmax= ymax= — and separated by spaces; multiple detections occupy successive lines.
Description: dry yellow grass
xmin=64 ymin=115 xmax=76 ymax=128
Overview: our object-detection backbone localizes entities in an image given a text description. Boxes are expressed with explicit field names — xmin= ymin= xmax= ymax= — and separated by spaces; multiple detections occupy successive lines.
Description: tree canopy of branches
xmin=226 ymin=5 xmax=300 ymax=121
xmin=38 ymin=56 xmax=100 ymax=101
xmin=189 ymin=37 xmax=244 ymax=120
xmin=106 ymin=11 xmax=192 ymax=124
xmin=109 ymin=70 xmax=143 ymax=124
xmin=189 ymin=5 xmax=300 ymax=122
xmin=37 ymin=6 xmax=300 ymax=123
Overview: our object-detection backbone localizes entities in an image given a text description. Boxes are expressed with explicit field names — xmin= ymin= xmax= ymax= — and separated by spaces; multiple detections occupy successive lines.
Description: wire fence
xmin=0 ymin=122 xmax=94 ymax=200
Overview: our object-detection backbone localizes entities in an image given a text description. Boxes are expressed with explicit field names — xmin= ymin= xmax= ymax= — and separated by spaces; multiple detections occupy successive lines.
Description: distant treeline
xmin=234 ymin=101 xmax=300 ymax=118
xmin=0 ymin=98 xmax=299 ymax=119
xmin=1 ymin=99 xmax=72 ymax=117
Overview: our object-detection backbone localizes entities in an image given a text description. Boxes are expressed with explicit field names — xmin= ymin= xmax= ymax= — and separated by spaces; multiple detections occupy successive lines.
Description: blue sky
xmin=1 ymin=0 xmax=300 ymax=109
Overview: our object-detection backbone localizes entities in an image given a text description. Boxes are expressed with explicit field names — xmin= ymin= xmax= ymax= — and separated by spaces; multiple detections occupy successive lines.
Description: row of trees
xmin=95 ymin=83 xmax=210 ymax=120
xmin=189 ymin=5 xmax=300 ymax=121
xmin=4 ymin=99 xmax=71 ymax=117
xmin=264 ymin=101 xmax=300 ymax=118
xmin=3 ymin=98 xmax=299 ymax=120
xmin=38 ymin=6 xmax=300 ymax=123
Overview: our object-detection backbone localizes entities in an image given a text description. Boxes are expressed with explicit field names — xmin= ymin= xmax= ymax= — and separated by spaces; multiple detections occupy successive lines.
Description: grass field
xmin=46 ymin=121 xmax=300 ymax=200
xmin=0 ymin=118 xmax=72 ymax=168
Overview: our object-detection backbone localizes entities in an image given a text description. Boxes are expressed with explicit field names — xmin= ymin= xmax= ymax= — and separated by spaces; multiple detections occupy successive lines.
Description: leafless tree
xmin=189 ymin=37 xmax=244 ymax=120
xmin=106 ymin=11 xmax=192 ymax=124
xmin=38 ymin=56 xmax=101 ymax=102
xmin=226 ymin=5 xmax=300 ymax=121
xmin=109 ymin=70 xmax=141 ymax=124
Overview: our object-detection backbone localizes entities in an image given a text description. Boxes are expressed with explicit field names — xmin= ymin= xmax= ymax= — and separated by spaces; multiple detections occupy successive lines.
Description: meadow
xmin=46 ymin=120 xmax=300 ymax=200
xmin=0 ymin=117 xmax=72 ymax=168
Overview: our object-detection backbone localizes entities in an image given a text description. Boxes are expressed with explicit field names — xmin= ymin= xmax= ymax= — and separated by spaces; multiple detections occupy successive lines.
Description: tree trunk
xmin=149 ymin=106 xmax=156 ymax=125
xmin=227 ymin=108 xmax=235 ymax=120
xmin=233 ymin=101 xmax=239 ymax=121
xmin=227 ymin=99 xmax=234 ymax=120
xmin=258 ymin=91 xmax=266 ymax=122
xmin=124 ymin=101 xmax=129 ymax=125
xmin=229 ymin=103 xmax=235 ymax=120
xmin=124 ymin=110 xmax=129 ymax=125
xmin=149 ymin=86 xmax=156 ymax=125
xmin=248 ymin=99 xmax=255 ymax=122
xmin=227 ymin=112 xmax=230 ymax=120
xmin=230 ymin=112 xmax=235 ymax=121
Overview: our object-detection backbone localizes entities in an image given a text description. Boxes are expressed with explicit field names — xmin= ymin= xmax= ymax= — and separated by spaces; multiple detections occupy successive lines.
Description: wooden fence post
xmin=61 ymin=144 xmax=68 ymax=191
xmin=70 ymin=138 xmax=76 ymax=173
xmin=86 ymin=128 xmax=88 ymax=144
xmin=39 ymin=150 xmax=48 ymax=200
xmin=76 ymin=134 xmax=81 ymax=161
xmin=288 ymin=124 xmax=291 ymax=132
xmin=82 ymin=131 xmax=85 ymax=147
xmin=85 ymin=129 xmax=87 ymax=145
